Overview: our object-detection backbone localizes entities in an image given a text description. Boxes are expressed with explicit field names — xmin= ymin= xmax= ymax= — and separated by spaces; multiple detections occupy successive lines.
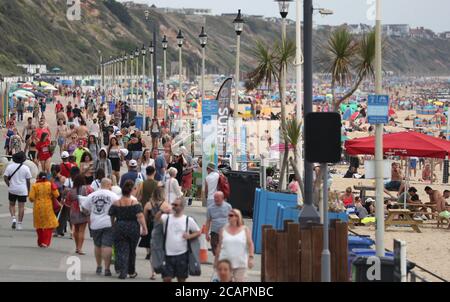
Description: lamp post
xmin=295 ymin=0 xmax=303 ymax=189
xmin=130 ymin=51 xmax=134 ymax=108
xmin=148 ymin=41 xmax=154 ymax=118
xmin=177 ymin=30 xmax=184 ymax=121
xmin=135 ymin=47 xmax=140 ymax=112
xmin=162 ymin=35 xmax=168 ymax=120
xmin=374 ymin=0 xmax=385 ymax=258
xmin=275 ymin=0 xmax=293 ymax=190
xmin=123 ymin=53 xmax=128 ymax=101
xmin=232 ymin=9 xmax=244 ymax=171
xmin=199 ymin=26 xmax=208 ymax=206
xmin=141 ymin=44 xmax=147 ymax=132
xmin=145 ymin=10 xmax=158 ymax=121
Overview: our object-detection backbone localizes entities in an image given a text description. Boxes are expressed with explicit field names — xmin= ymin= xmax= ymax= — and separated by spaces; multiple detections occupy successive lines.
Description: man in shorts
xmin=3 ymin=152 xmax=31 ymax=230
xmin=81 ymin=178 xmax=119 ymax=276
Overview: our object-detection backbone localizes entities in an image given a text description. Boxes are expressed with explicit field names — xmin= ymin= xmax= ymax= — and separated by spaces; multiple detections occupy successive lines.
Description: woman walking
xmin=65 ymin=133 xmax=78 ymax=156
xmin=142 ymin=187 xmax=171 ymax=279
xmin=109 ymin=180 xmax=148 ymax=279
xmin=28 ymin=172 xmax=60 ymax=248
xmin=95 ymin=148 xmax=113 ymax=180
xmin=214 ymin=209 xmax=255 ymax=282
xmin=36 ymin=132 xmax=52 ymax=174
xmin=87 ymin=134 xmax=100 ymax=162
xmin=164 ymin=167 xmax=183 ymax=205
xmin=108 ymin=137 xmax=122 ymax=185
xmin=80 ymin=152 xmax=95 ymax=185
xmin=28 ymin=130 xmax=38 ymax=163
xmin=66 ymin=174 xmax=93 ymax=255
xmin=138 ymin=148 xmax=155 ymax=174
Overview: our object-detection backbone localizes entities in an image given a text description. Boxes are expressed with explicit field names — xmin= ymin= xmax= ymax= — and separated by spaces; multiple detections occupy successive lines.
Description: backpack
xmin=217 ymin=172 xmax=231 ymax=199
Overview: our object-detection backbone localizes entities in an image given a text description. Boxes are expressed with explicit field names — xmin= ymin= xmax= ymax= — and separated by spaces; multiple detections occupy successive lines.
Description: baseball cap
xmin=129 ymin=160 xmax=138 ymax=167
xmin=61 ymin=151 xmax=70 ymax=159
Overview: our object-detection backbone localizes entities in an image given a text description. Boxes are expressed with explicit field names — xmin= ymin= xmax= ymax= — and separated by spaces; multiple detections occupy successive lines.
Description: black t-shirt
xmin=72 ymin=108 xmax=81 ymax=117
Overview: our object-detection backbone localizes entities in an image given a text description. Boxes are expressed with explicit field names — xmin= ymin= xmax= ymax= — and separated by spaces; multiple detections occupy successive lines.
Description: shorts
xmin=131 ymin=151 xmax=142 ymax=161
xmin=210 ymin=232 xmax=220 ymax=256
xmin=162 ymin=252 xmax=189 ymax=279
xmin=57 ymin=137 xmax=65 ymax=146
xmin=410 ymin=159 xmax=417 ymax=169
xmin=385 ymin=180 xmax=401 ymax=191
xmin=91 ymin=227 xmax=113 ymax=248
xmin=28 ymin=151 xmax=36 ymax=161
xmin=9 ymin=193 xmax=27 ymax=204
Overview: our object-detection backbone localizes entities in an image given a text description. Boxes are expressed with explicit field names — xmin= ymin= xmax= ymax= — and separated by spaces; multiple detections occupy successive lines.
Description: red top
xmin=60 ymin=162 xmax=77 ymax=178
xmin=56 ymin=103 xmax=63 ymax=113
xmin=36 ymin=141 xmax=52 ymax=161
xmin=36 ymin=127 xmax=51 ymax=141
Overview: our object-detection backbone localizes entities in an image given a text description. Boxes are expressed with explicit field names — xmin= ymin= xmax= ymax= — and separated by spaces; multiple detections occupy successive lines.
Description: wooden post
xmin=283 ymin=219 xmax=293 ymax=231
xmin=300 ymin=226 xmax=312 ymax=281
xmin=265 ymin=228 xmax=278 ymax=282
xmin=277 ymin=231 xmax=289 ymax=282
xmin=335 ymin=221 xmax=349 ymax=282
xmin=287 ymin=223 xmax=300 ymax=281
xmin=261 ymin=225 xmax=272 ymax=282
xmin=329 ymin=224 xmax=337 ymax=282
xmin=311 ymin=225 xmax=324 ymax=282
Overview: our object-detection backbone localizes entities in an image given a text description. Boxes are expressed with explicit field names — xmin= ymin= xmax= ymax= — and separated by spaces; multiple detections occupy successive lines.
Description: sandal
xmin=76 ymin=250 xmax=86 ymax=255
xmin=129 ymin=272 xmax=138 ymax=279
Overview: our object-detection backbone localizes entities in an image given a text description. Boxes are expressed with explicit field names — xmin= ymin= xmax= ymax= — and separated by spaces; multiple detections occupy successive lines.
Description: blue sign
xmin=368 ymin=95 xmax=389 ymax=124
xmin=202 ymin=100 xmax=218 ymax=117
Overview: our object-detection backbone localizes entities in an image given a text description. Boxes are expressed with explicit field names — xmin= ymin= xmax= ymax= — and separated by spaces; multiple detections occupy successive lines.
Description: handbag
xmin=186 ymin=216 xmax=201 ymax=276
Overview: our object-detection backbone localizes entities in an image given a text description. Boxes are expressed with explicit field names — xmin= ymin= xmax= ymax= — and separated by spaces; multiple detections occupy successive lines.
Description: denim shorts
xmin=162 ymin=252 xmax=189 ymax=279
xmin=131 ymin=151 xmax=142 ymax=161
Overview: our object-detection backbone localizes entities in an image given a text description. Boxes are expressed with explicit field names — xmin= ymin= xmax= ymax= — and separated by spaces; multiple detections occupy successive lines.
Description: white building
xmin=383 ymin=24 xmax=410 ymax=37
xmin=16 ymin=64 xmax=47 ymax=75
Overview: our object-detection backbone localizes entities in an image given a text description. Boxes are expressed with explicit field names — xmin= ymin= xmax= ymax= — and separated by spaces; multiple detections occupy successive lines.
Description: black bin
xmin=352 ymin=256 xmax=415 ymax=282
xmin=226 ymin=171 xmax=260 ymax=218
xmin=128 ymin=110 xmax=137 ymax=123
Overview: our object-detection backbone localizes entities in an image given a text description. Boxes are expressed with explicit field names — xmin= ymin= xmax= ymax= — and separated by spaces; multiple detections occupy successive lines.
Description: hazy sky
xmin=123 ymin=0 xmax=450 ymax=32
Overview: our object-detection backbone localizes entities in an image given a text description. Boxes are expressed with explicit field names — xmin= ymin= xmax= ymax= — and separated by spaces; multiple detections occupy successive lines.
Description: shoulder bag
xmin=186 ymin=216 xmax=201 ymax=276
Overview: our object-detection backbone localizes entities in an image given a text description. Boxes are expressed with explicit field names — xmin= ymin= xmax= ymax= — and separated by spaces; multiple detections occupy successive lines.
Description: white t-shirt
xmin=89 ymin=123 xmax=100 ymax=138
xmin=64 ymin=178 xmax=74 ymax=189
xmin=4 ymin=163 xmax=32 ymax=196
xmin=161 ymin=214 xmax=200 ymax=256
xmin=90 ymin=179 xmax=101 ymax=191
xmin=81 ymin=189 xmax=119 ymax=230
xmin=206 ymin=171 xmax=220 ymax=201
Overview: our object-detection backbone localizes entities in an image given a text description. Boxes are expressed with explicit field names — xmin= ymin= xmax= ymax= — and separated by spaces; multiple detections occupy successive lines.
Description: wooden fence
xmin=262 ymin=220 xmax=348 ymax=282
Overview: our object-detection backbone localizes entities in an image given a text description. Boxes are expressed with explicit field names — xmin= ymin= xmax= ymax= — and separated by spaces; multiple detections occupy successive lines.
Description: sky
xmin=122 ymin=0 xmax=450 ymax=32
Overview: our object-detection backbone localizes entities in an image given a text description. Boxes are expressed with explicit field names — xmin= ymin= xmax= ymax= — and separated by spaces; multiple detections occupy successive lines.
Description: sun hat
xmin=207 ymin=162 xmax=216 ymax=170
xmin=61 ymin=151 xmax=70 ymax=159
xmin=129 ymin=160 xmax=138 ymax=167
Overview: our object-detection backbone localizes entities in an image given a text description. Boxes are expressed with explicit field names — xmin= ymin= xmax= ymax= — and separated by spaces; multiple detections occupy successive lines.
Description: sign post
xmin=368 ymin=95 xmax=389 ymax=125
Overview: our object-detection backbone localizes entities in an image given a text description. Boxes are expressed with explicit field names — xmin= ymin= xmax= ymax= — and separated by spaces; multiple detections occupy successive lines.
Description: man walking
xmin=119 ymin=160 xmax=139 ymax=188
xmin=3 ymin=152 xmax=31 ymax=230
xmin=81 ymin=178 xmax=119 ymax=276
xmin=205 ymin=163 xmax=220 ymax=207
xmin=161 ymin=197 xmax=201 ymax=282
xmin=205 ymin=191 xmax=232 ymax=256
xmin=154 ymin=148 xmax=167 ymax=183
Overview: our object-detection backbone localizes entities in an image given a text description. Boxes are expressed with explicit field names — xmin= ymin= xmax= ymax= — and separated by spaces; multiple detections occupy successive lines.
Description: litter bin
xmin=348 ymin=235 xmax=375 ymax=251
xmin=128 ymin=110 xmax=137 ymax=124
xmin=226 ymin=171 xmax=260 ymax=218
xmin=135 ymin=115 xmax=143 ymax=131
xmin=351 ymin=254 xmax=415 ymax=282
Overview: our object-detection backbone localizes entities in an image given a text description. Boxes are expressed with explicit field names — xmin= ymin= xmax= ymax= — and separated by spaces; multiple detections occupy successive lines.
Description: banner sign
xmin=216 ymin=78 xmax=232 ymax=156
xmin=202 ymin=100 xmax=219 ymax=167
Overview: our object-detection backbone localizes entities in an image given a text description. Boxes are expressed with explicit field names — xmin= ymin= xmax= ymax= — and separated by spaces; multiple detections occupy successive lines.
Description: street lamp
xmin=162 ymin=35 xmax=168 ymax=120
xmin=148 ymin=41 xmax=154 ymax=116
xmin=134 ymin=47 xmax=140 ymax=111
xmin=232 ymin=9 xmax=244 ymax=170
xmin=130 ymin=51 xmax=134 ymax=107
xmin=123 ymin=53 xmax=128 ymax=101
xmin=276 ymin=0 xmax=292 ymax=19
xmin=145 ymin=10 xmax=158 ymax=121
xmin=199 ymin=26 xmax=208 ymax=206
xmin=177 ymin=29 xmax=184 ymax=120
xmin=141 ymin=44 xmax=147 ymax=131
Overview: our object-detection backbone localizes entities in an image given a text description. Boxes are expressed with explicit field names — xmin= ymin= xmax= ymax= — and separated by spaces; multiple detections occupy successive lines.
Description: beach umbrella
xmin=43 ymin=85 xmax=57 ymax=91
xmin=434 ymin=101 xmax=444 ymax=106
xmin=21 ymin=82 xmax=34 ymax=90
xmin=13 ymin=89 xmax=34 ymax=97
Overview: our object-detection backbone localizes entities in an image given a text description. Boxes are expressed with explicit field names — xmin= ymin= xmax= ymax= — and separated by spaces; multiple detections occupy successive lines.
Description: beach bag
xmin=186 ymin=216 xmax=201 ymax=276
xmin=217 ymin=172 xmax=230 ymax=199
xmin=150 ymin=219 xmax=167 ymax=274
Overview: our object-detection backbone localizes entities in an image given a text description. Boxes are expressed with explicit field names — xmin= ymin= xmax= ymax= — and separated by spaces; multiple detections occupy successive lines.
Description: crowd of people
xmin=2 ymin=87 xmax=255 ymax=282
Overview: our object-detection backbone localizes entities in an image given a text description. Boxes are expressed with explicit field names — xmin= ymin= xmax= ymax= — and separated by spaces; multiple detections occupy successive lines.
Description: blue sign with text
xmin=368 ymin=95 xmax=389 ymax=124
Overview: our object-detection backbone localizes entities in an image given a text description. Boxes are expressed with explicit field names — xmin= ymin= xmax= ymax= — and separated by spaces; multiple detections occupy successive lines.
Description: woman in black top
xmin=167 ymin=152 xmax=185 ymax=185
xmin=109 ymin=180 xmax=148 ymax=279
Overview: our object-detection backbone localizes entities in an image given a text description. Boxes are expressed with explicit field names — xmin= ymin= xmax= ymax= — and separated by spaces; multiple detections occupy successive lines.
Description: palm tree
xmin=284 ymin=118 xmax=304 ymax=198
xmin=323 ymin=27 xmax=376 ymax=111
xmin=246 ymin=39 xmax=296 ymax=191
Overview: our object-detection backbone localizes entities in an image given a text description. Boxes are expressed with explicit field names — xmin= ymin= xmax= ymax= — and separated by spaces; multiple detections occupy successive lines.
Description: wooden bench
xmin=385 ymin=209 xmax=422 ymax=233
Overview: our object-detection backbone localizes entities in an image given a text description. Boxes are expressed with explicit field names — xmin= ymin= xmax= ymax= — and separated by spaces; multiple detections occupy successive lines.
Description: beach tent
xmin=345 ymin=131 xmax=450 ymax=159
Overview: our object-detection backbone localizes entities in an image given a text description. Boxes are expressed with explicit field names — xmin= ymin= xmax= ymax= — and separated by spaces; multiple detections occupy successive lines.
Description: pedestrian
xmin=165 ymin=167 xmax=183 ymax=205
xmin=180 ymin=146 xmax=193 ymax=196
xmin=36 ymin=132 xmax=52 ymax=175
xmin=95 ymin=148 xmax=113 ymax=180
xmin=138 ymin=148 xmax=155 ymax=174
xmin=168 ymin=151 xmax=184 ymax=185
xmin=81 ymin=178 xmax=119 ymax=277
xmin=150 ymin=118 xmax=161 ymax=149
xmin=205 ymin=163 xmax=220 ymax=207
xmin=8 ymin=128 xmax=23 ymax=154
xmin=73 ymin=139 xmax=89 ymax=166
xmin=154 ymin=147 xmax=167 ymax=182
xmin=91 ymin=168 xmax=105 ymax=191
xmin=28 ymin=172 xmax=60 ymax=248
xmin=50 ymin=164 xmax=66 ymax=222
xmin=87 ymin=134 xmax=100 ymax=162
xmin=214 ymin=209 xmax=255 ymax=282
xmin=109 ymin=180 xmax=148 ymax=279
xmin=206 ymin=192 xmax=232 ymax=256
xmin=56 ymin=119 xmax=68 ymax=155
xmin=80 ymin=152 xmax=95 ymax=185
xmin=3 ymin=151 xmax=31 ymax=230
xmin=119 ymin=160 xmax=140 ymax=188
xmin=108 ymin=136 xmax=122 ymax=184
xmin=160 ymin=197 xmax=201 ymax=282
xmin=22 ymin=117 xmax=35 ymax=154
xmin=216 ymin=259 xmax=234 ymax=282
xmin=66 ymin=174 xmax=93 ymax=255
xmin=16 ymin=98 xmax=24 ymax=122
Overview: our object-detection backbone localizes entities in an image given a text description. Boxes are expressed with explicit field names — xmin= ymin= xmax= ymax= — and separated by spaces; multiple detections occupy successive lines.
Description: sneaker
xmin=96 ymin=267 xmax=103 ymax=275
xmin=16 ymin=223 xmax=23 ymax=231
xmin=104 ymin=269 xmax=112 ymax=277
xmin=421 ymin=215 xmax=428 ymax=221
xmin=11 ymin=218 xmax=17 ymax=230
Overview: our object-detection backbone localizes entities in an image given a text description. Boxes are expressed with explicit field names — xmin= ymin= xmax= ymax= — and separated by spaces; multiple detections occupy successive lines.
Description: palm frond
xmin=284 ymin=118 xmax=301 ymax=147
xmin=244 ymin=40 xmax=277 ymax=92
xmin=355 ymin=31 xmax=376 ymax=80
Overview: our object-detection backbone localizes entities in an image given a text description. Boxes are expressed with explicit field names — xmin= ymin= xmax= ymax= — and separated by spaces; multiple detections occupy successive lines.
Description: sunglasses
xmin=172 ymin=204 xmax=180 ymax=208
xmin=228 ymin=214 xmax=236 ymax=218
